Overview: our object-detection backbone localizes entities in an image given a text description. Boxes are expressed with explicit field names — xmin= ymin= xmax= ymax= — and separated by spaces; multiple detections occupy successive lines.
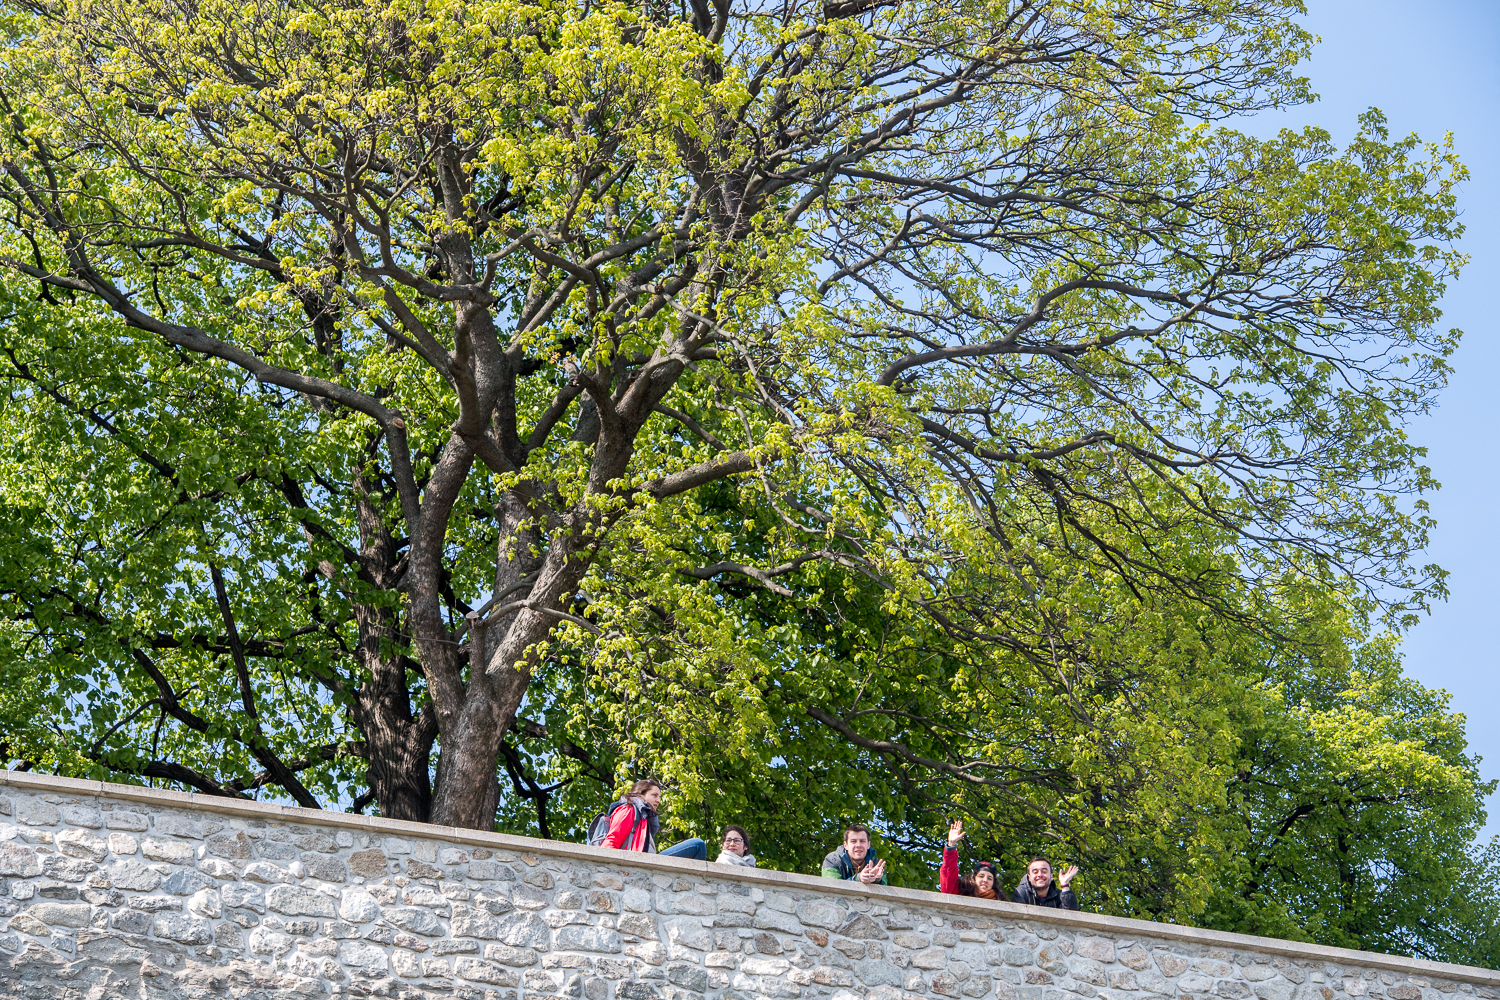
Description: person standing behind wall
xmin=1012 ymin=854 xmax=1079 ymax=910
xmin=939 ymin=819 xmax=998 ymax=899
xmin=821 ymin=823 xmax=887 ymax=884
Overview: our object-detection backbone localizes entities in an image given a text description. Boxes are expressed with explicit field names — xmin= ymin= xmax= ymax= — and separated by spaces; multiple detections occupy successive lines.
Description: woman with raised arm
xmin=939 ymin=819 xmax=998 ymax=899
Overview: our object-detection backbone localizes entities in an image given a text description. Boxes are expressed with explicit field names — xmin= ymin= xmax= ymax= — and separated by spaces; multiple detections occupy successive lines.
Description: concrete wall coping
xmin=3 ymin=768 xmax=1494 ymax=986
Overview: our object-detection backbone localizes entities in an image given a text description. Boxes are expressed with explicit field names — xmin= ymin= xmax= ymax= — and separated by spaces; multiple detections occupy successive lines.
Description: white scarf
xmin=715 ymin=850 xmax=758 ymax=867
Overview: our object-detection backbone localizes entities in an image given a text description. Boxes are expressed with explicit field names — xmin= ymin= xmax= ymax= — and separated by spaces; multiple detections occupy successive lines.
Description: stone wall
xmin=0 ymin=772 xmax=1492 ymax=1000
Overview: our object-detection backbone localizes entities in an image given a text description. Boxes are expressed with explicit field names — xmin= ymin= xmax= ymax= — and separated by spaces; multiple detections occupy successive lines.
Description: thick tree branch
xmin=806 ymin=705 xmax=1041 ymax=794
xmin=641 ymin=451 xmax=757 ymax=499
xmin=209 ymin=562 xmax=323 ymax=809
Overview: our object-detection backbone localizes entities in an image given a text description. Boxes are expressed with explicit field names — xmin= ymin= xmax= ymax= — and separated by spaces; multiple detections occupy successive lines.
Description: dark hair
xmin=843 ymin=823 xmax=870 ymax=840
xmin=958 ymin=861 xmax=999 ymax=897
xmin=722 ymin=825 xmax=750 ymax=847
xmin=628 ymin=779 xmax=661 ymax=797
xmin=1028 ymin=855 xmax=1051 ymax=865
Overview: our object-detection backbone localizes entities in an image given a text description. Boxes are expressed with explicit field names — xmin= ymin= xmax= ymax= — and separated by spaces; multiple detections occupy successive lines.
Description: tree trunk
xmin=359 ymin=698 xmax=436 ymax=822
xmin=427 ymin=543 xmax=589 ymax=828
xmin=348 ymin=602 xmax=440 ymax=820
xmin=343 ymin=470 xmax=443 ymax=822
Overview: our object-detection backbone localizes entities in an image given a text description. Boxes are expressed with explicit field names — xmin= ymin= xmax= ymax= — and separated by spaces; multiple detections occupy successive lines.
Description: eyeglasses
xmin=722 ymin=836 xmax=745 ymax=844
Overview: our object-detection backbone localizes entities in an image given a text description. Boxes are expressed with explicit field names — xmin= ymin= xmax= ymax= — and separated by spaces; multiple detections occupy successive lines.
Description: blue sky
xmin=1260 ymin=0 xmax=1500 ymax=837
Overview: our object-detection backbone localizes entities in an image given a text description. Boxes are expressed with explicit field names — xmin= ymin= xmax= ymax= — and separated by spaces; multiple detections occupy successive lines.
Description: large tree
xmin=472 ymin=469 xmax=1495 ymax=959
xmin=0 ymin=0 xmax=1464 ymax=833
xmin=482 ymin=478 xmax=1492 ymax=950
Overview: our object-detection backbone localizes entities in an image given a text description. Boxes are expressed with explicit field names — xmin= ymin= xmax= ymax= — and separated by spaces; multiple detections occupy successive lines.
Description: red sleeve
xmin=602 ymin=805 xmax=634 ymax=850
xmin=940 ymin=846 xmax=959 ymax=894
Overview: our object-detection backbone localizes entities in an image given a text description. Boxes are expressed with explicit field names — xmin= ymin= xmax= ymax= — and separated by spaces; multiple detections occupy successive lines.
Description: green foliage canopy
xmin=0 ymin=0 xmax=1487 ymax=963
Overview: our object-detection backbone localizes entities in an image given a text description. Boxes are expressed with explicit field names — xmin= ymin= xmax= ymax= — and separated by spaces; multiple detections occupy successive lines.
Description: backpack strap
xmin=625 ymin=801 xmax=644 ymax=848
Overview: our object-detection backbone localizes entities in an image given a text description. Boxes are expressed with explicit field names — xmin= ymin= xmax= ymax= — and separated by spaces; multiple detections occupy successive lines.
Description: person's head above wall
xmin=843 ymin=823 xmax=871 ymax=860
xmin=721 ymin=825 xmax=750 ymax=856
xmin=627 ymin=779 xmax=661 ymax=810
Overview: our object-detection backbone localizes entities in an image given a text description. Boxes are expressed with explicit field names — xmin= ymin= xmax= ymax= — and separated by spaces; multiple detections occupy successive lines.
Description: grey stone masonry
xmin=0 ymin=772 xmax=1493 ymax=1000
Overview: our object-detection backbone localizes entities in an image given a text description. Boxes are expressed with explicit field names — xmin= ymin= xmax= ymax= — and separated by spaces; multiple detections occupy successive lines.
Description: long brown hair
xmin=628 ymin=779 xmax=660 ymax=797
xmin=959 ymin=860 xmax=999 ymax=898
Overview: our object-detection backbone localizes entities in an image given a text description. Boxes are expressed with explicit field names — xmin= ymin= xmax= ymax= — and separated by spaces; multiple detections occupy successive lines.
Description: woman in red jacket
xmin=601 ymin=779 xmax=708 ymax=859
xmin=939 ymin=819 xmax=998 ymax=899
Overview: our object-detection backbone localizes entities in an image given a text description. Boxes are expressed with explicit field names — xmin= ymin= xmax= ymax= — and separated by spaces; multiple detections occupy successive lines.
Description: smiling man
xmin=1013 ymin=855 xmax=1080 ymax=910
xmin=821 ymin=824 xmax=887 ymax=884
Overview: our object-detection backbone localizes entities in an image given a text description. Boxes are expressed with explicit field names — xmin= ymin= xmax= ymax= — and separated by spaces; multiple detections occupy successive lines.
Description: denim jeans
xmin=658 ymin=838 xmax=707 ymax=861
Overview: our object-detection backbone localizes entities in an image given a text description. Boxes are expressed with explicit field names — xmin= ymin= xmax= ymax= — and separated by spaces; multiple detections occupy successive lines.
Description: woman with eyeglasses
xmin=715 ymin=825 xmax=757 ymax=867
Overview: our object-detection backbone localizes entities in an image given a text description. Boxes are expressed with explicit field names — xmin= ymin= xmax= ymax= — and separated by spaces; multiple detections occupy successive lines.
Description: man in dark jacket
xmin=1012 ymin=855 xmax=1079 ymax=910
xmin=820 ymin=824 xmax=887 ymax=884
